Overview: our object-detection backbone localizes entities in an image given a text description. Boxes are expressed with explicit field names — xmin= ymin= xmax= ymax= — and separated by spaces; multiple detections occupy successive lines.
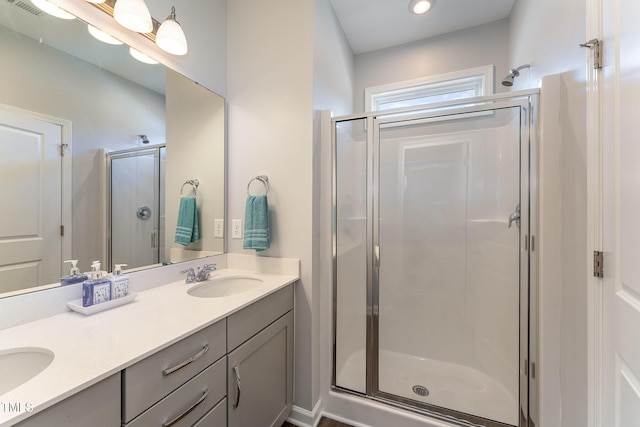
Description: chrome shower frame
xmin=106 ymin=144 xmax=165 ymax=271
xmin=331 ymin=90 xmax=539 ymax=427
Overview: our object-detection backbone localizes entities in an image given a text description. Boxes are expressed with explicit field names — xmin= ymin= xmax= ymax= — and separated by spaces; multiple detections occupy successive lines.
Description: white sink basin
xmin=187 ymin=276 xmax=264 ymax=298
xmin=0 ymin=347 xmax=54 ymax=395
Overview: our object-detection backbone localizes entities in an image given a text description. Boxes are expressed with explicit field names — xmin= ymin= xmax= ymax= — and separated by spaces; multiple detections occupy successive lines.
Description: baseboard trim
xmin=286 ymin=400 xmax=323 ymax=427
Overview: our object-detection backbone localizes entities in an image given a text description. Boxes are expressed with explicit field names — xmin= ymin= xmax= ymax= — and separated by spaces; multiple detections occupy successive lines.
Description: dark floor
xmin=282 ymin=417 xmax=353 ymax=427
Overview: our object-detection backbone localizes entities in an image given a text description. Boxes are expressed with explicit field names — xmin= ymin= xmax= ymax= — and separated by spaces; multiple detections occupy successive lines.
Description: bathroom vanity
xmin=0 ymin=255 xmax=298 ymax=427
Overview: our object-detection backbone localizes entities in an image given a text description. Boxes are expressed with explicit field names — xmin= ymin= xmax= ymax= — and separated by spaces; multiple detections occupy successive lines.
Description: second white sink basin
xmin=0 ymin=347 xmax=54 ymax=396
xmin=187 ymin=276 xmax=263 ymax=298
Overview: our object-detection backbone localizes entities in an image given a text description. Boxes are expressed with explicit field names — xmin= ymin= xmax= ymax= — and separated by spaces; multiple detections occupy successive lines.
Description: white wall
xmin=227 ymin=0 xmax=316 ymax=412
xmin=508 ymin=1 xmax=588 ymax=426
xmin=352 ymin=19 xmax=511 ymax=113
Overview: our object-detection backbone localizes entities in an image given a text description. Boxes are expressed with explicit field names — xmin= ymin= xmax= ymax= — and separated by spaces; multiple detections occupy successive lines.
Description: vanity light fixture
xmin=88 ymin=25 xmax=123 ymax=45
xmin=129 ymin=47 xmax=158 ymax=64
xmin=409 ymin=0 xmax=435 ymax=15
xmin=30 ymin=0 xmax=75 ymax=19
xmin=155 ymin=6 xmax=188 ymax=55
xmin=114 ymin=0 xmax=153 ymax=33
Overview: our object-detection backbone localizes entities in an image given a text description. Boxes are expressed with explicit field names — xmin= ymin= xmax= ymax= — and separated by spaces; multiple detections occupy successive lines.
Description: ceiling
xmin=329 ymin=0 xmax=516 ymax=55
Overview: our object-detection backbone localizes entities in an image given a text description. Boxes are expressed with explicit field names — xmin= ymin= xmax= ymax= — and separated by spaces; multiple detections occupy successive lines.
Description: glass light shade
xmin=30 ymin=0 xmax=75 ymax=20
xmin=129 ymin=47 xmax=158 ymax=64
xmin=114 ymin=0 xmax=153 ymax=33
xmin=156 ymin=18 xmax=188 ymax=55
xmin=88 ymin=25 xmax=123 ymax=45
xmin=409 ymin=0 xmax=434 ymax=14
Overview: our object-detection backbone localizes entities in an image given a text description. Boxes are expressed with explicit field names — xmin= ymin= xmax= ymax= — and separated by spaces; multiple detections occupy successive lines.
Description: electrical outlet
xmin=214 ymin=219 xmax=224 ymax=238
xmin=232 ymin=219 xmax=242 ymax=239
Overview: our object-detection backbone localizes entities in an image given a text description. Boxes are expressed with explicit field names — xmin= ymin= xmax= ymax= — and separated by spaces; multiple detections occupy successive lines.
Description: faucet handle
xmin=202 ymin=263 xmax=217 ymax=272
xmin=180 ymin=268 xmax=197 ymax=283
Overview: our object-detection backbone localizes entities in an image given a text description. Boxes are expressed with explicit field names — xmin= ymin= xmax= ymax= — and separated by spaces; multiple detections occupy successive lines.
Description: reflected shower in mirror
xmin=0 ymin=0 xmax=225 ymax=297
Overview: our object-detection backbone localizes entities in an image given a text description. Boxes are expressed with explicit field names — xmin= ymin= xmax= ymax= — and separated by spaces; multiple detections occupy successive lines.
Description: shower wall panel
xmin=335 ymin=118 xmax=368 ymax=393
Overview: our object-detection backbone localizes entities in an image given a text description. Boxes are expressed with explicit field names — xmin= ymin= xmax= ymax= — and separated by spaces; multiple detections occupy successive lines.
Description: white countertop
xmin=0 ymin=260 xmax=299 ymax=426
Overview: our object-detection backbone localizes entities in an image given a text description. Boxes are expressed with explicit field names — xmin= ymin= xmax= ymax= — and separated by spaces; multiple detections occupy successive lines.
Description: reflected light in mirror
xmin=30 ymin=0 xmax=75 ymax=19
xmin=156 ymin=7 xmax=188 ymax=56
xmin=114 ymin=0 xmax=152 ymax=33
xmin=88 ymin=24 xmax=123 ymax=45
xmin=129 ymin=47 xmax=158 ymax=64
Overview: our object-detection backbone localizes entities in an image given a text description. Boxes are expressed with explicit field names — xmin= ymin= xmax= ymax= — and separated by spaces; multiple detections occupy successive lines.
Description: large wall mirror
xmin=0 ymin=0 xmax=225 ymax=298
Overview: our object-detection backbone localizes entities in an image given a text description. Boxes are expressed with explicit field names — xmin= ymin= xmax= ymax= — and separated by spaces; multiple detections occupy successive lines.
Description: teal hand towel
xmin=243 ymin=195 xmax=270 ymax=251
xmin=175 ymin=197 xmax=200 ymax=245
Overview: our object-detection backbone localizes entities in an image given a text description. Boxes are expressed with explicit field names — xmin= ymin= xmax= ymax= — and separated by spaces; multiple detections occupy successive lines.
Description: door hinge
xmin=60 ymin=225 xmax=64 ymax=236
xmin=59 ymin=143 xmax=68 ymax=157
xmin=594 ymin=250 xmax=604 ymax=277
xmin=580 ymin=38 xmax=603 ymax=69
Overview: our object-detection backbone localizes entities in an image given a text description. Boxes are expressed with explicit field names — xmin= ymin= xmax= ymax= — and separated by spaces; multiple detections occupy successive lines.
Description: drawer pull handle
xmin=162 ymin=389 xmax=209 ymax=427
xmin=232 ymin=365 xmax=242 ymax=409
xmin=162 ymin=344 xmax=209 ymax=376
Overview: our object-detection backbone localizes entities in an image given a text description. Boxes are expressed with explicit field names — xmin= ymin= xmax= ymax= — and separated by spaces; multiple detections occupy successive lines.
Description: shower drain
xmin=412 ymin=385 xmax=430 ymax=397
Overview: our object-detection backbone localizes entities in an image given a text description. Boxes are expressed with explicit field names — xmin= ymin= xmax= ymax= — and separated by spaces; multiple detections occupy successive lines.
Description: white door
xmin=0 ymin=107 xmax=63 ymax=294
xmin=601 ymin=0 xmax=640 ymax=424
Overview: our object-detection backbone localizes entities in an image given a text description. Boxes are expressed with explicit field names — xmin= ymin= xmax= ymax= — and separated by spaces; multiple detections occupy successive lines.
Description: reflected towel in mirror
xmin=243 ymin=195 xmax=270 ymax=251
xmin=175 ymin=197 xmax=200 ymax=245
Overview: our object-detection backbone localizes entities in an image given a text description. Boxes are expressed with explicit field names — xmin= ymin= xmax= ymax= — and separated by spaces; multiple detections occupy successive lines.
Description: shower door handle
xmin=508 ymin=203 xmax=520 ymax=229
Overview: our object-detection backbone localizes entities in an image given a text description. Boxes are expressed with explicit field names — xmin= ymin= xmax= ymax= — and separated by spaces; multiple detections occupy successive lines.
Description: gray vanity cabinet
xmin=227 ymin=286 xmax=294 ymax=427
xmin=15 ymin=373 xmax=120 ymax=427
xmin=13 ymin=284 xmax=295 ymax=427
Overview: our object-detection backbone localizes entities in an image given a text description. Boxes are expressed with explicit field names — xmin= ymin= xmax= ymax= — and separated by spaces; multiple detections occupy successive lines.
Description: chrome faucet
xmin=180 ymin=267 xmax=197 ymax=284
xmin=181 ymin=264 xmax=217 ymax=284
xmin=195 ymin=264 xmax=217 ymax=282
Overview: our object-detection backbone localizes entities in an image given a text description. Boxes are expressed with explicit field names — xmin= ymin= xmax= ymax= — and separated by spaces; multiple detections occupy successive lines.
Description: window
xmin=365 ymin=65 xmax=494 ymax=112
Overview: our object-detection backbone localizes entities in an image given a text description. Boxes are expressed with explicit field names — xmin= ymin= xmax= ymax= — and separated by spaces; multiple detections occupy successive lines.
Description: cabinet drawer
xmin=227 ymin=285 xmax=293 ymax=351
xmin=126 ymin=357 xmax=226 ymax=427
xmin=123 ymin=319 xmax=226 ymax=422
xmin=192 ymin=398 xmax=226 ymax=426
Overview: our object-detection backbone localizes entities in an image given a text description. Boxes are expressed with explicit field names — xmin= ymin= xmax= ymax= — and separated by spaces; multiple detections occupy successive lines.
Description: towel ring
xmin=247 ymin=175 xmax=269 ymax=196
xmin=181 ymin=179 xmax=199 ymax=197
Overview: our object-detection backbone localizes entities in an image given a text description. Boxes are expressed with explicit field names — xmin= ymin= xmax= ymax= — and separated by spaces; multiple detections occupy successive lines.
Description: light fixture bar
xmin=88 ymin=0 xmax=160 ymax=42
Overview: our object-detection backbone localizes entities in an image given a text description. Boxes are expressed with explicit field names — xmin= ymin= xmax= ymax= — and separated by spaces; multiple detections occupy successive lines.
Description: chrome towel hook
xmin=181 ymin=179 xmax=199 ymax=197
xmin=247 ymin=175 xmax=269 ymax=196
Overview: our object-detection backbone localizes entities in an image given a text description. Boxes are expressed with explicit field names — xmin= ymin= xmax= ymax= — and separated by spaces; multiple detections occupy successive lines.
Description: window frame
xmin=364 ymin=65 xmax=494 ymax=112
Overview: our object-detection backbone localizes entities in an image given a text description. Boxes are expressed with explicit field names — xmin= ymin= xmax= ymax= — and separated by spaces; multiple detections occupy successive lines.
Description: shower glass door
xmin=109 ymin=146 xmax=165 ymax=271
xmin=373 ymin=106 xmax=522 ymax=426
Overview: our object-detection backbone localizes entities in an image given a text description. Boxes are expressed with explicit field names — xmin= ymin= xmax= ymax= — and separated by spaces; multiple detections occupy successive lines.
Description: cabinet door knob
xmin=232 ymin=365 xmax=242 ymax=409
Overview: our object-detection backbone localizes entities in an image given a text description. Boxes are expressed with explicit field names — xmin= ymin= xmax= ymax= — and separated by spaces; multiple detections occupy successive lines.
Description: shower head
xmin=501 ymin=64 xmax=530 ymax=87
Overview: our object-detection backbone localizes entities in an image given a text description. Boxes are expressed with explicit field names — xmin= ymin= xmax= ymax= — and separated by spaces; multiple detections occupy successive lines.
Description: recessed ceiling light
xmin=409 ymin=0 xmax=435 ymax=15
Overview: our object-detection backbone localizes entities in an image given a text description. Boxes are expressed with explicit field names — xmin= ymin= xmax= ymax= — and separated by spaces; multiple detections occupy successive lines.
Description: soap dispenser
xmin=109 ymin=264 xmax=129 ymax=299
xmin=61 ymin=260 xmax=88 ymax=286
xmin=82 ymin=261 xmax=111 ymax=307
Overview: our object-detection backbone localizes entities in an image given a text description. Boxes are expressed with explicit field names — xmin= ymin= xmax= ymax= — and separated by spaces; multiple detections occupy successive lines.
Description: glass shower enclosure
xmin=333 ymin=92 xmax=538 ymax=427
